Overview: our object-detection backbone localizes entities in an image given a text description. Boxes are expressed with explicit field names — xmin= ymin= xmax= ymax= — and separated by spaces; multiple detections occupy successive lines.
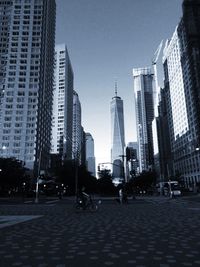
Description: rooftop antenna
xmin=115 ymin=79 xmax=118 ymax=96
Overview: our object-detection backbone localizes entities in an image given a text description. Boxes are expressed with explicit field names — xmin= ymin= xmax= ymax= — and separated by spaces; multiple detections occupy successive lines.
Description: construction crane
xmin=152 ymin=40 xmax=163 ymax=65
xmin=152 ymin=40 xmax=163 ymax=117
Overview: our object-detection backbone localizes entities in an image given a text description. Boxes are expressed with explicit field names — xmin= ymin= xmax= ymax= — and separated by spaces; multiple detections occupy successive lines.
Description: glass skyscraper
xmin=85 ymin=132 xmax=96 ymax=177
xmin=0 ymin=0 xmax=56 ymax=174
xmin=72 ymin=90 xmax=82 ymax=164
xmin=133 ymin=68 xmax=154 ymax=172
xmin=110 ymin=89 xmax=125 ymax=178
xmin=162 ymin=0 xmax=200 ymax=186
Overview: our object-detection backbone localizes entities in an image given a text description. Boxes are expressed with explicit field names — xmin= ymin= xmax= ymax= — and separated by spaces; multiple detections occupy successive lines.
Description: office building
xmin=80 ymin=127 xmax=86 ymax=166
xmin=72 ymin=90 xmax=82 ymax=163
xmin=0 ymin=0 xmax=56 ymax=174
xmin=110 ymin=85 xmax=125 ymax=178
xmin=126 ymin=142 xmax=139 ymax=178
xmin=156 ymin=87 xmax=173 ymax=181
xmin=51 ymin=44 xmax=74 ymax=160
xmin=162 ymin=0 xmax=200 ymax=186
xmin=85 ymin=132 xmax=96 ymax=177
xmin=133 ymin=68 xmax=154 ymax=172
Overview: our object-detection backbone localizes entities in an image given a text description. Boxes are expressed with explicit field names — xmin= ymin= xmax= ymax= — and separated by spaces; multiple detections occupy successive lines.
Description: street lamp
xmin=119 ymin=155 xmax=126 ymax=182
xmin=35 ymin=148 xmax=42 ymax=203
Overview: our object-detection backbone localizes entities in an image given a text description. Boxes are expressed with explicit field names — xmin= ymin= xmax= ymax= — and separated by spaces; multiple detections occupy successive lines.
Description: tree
xmin=54 ymin=160 xmax=75 ymax=194
xmin=97 ymin=169 xmax=117 ymax=195
xmin=97 ymin=168 xmax=112 ymax=179
xmin=54 ymin=160 xmax=97 ymax=195
xmin=77 ymin=165 xmax=97 ymax=193
xmin=0 ymin=157 xmax=26 ymax=193
xmin=131 ymin=170 xmax=157 ymax=194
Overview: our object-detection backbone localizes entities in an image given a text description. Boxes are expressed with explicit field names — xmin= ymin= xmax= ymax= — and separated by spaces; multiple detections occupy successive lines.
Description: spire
xmin=115 ymin=80 xmax=118 ymax=96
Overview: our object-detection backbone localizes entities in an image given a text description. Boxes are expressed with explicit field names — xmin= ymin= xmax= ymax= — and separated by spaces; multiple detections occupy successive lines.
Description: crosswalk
xmin=23 ymin=199 xmax=60 ymax=205
xmin=143 ymin=197 xmax=200 ymax=212
xmin=0 ymin=215 xmax=43 ymax=229
xmin=144 ymin=197 xmax=189 ymax=205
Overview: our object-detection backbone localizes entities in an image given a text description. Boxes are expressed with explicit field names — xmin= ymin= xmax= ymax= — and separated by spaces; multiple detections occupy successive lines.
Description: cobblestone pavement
xmin=0 ymin=197 xmax=200 ymax=267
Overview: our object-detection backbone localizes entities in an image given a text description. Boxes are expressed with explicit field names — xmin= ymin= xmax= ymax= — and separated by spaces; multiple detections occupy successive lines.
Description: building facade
xmin=126 ymin=142 xmax=139 ymax=178
xmin=133 ymin=68 xmax=154 ymax=173
xmin=156 ymin=87 xmax=173 ymax=181
xmin=162 ymin=0 xmax=200 ymax=186
xmin=51 ymin=44 xmax=74 ymax=161
xmin=80 ymin=127 xmax=86 ymax=166
xmin=0 ymin=0 xmax=56 ymax=174
xmin=72 ymin=90 xmax=82 ymax=163
xmin=85 ymin=132 xmax=96 ymax=177
xmin=110 ymin=89 xmax=125 ymax=178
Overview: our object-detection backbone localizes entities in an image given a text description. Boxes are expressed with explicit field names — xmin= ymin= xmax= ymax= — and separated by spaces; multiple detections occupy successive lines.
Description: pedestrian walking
xmin=119 ymin=188 xmax=123 ymax=204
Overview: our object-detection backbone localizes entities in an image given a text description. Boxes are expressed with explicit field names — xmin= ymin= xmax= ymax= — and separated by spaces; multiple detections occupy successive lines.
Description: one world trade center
xmin=110 ymin=84 xmax=125 ymax=179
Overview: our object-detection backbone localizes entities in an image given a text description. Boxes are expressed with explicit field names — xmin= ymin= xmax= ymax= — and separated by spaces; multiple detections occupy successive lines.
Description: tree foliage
xmin=126 ymin=170 xmax=156 ymax=194
xmin=97 ymin=169 xmax=117 ymax=195
xmin=0 ymin=157 xmax=27 ymax=191
xmin=54 ymin=160 xmax=97 ymax=194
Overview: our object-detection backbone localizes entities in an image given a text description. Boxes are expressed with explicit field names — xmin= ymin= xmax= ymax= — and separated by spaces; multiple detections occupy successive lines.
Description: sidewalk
xmin=0 ymin=197 xmax=200 ymax=266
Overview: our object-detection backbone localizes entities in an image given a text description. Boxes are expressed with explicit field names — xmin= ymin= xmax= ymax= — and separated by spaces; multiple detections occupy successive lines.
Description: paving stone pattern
xmin=0 ymin=197 xmax=200 ymax=267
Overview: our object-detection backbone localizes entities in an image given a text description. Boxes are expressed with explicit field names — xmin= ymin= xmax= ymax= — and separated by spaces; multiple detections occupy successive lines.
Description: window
xmin=18 ymin=91 xmax=25 ymax=96
xmin=3 ymin=123 xmax=11 ymax=128
xmin=16 ymin=104 xmax=24 ymax=109
xmin=15 ymin=123 xmax=23 ymax=128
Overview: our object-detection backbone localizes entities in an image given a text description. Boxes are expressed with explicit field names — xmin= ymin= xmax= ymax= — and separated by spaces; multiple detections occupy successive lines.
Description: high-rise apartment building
xmin=51 ymin=44 xmax=74 ymax=160
xmin=72 ymin=90 xmax=82 ymax=163
xmin=162 ymin=0 xmax=200 ymax=186
xmin=0 ymin=0 xmax=56 ymax=174
xmin=133 ymin=68 xmax=154 ymax=172
xmin=110 ymin=87 xmax=125 ymax=178
xmin=85 ymin=132 xmax=96 ymax=177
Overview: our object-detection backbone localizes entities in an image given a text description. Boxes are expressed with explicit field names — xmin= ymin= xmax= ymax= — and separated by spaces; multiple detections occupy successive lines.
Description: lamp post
xmin=35 ymin=148 xmax=42 ymax=203
xmin=74 ymin=151 xmax=79 ymax=199
xmin=63 ymin=136 xmax=81 ymax=199
xmin=119 ymin=155 xmax=126 ymax=182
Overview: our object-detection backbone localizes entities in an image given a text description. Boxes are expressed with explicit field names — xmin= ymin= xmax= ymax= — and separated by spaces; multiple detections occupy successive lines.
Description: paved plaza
xmin=0 ymin=196 xmax=200 ymax=267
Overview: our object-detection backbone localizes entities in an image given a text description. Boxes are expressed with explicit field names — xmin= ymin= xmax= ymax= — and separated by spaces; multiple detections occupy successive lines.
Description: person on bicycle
xmin=78 ymin=186 xmax=90 ymax=209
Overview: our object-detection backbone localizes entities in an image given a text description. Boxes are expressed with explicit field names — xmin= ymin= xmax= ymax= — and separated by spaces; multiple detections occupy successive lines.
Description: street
xmin=0 ymin=196 xmax=200 ymax=267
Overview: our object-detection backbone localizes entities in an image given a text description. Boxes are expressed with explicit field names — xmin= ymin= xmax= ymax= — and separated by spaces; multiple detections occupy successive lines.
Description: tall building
xmin=51 ymin=44 xmax=74 ymax=160
xmin=126 ymin=142 xmax=139 ymax=178
xmin=0 ymin=0 xmax=56 ymax=174
xmin=80 ymin=127 xmax=86 ymax=166
xmin=162 ymin=0 xmax=200 ymax=186
xmin=156 ymin=87 xmax=173 ymax=181
xmin=110 ymin=85 xmax=125 ymax=178
xmin=85 ymin=132 xmax=96 ymax=177
xmin=72 ymin=90 xmax=82 ymax=163
xmin=152 ymin=41 xmax=163 ymax=179
xmin=133 ymin=68 xmax=154 ymax=172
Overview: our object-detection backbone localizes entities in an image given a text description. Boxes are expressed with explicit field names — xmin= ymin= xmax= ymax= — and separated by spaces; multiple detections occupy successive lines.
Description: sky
xmin=56 ymin=0 xmax=183 ymax=169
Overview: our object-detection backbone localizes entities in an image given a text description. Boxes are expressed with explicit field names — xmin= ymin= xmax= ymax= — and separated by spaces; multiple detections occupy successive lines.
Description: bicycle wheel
xmin=89 ymin=203 xmax=98 ymax=212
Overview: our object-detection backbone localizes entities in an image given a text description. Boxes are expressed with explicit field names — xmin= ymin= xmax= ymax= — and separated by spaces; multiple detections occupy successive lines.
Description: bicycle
xmin=75 ymin=193 xmax=98 ymax=212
